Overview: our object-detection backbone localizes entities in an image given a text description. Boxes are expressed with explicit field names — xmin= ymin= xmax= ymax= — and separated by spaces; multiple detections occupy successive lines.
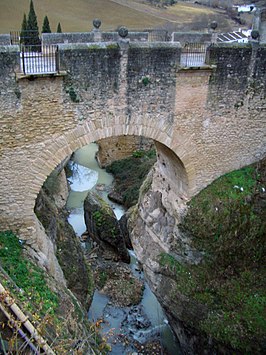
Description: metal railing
xmin=130 ymin=29 xmax=170 ymax=42
xmin=180 ymin=43 xmax=210 ymax=67
xmin=145 ymin=29 xmax=170 ymax=42
xmin=10 ymin=30 xmax=41 ymax=47
xmin=20 ymin=45 xmax=59 ymax=75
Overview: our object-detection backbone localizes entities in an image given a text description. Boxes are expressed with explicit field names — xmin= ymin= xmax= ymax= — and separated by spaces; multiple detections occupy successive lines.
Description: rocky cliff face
xmin=129 ymin=157 xmax=266 ymax=354
xmin=84 ymin=190 xmax=130 ymax=263
xmin=35 ymin=167 xmax=94 ymax=306
xmin=129 ymin=164 xmax=231 ymax=354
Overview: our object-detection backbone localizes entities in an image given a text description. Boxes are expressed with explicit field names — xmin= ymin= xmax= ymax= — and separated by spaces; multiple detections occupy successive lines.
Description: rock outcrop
xmin=35 ymin=168 xmax=94 ymax=306
xmin=129 ymin=159 xmax=266 ymax=354
xmin=84 ymin=191 xmax=130 ymax=263
xmin=128 ymin=165 xmax=228 ymax=354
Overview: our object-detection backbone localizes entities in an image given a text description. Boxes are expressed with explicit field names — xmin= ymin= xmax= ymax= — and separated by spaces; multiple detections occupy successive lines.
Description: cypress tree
xmin=42 ymin=15 xmax=51 ymax=33
xmin=57 ymin=22 xmax=62 ymax=33
xmin=20 ymin=13 xmax=27 ymax=44
xmin=27 ymin=0 xmax=40 ymax=47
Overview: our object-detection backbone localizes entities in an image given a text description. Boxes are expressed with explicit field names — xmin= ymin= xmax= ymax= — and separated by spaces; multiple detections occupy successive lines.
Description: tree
xmin=57 ymin=22 xmax=62 ymax=33
xmin=42 ymin=15 xmax=51 ymax=33
xmin=27 ymin=0 xmax=40 ymax=47
xmin=20 ymin=13 xmax=27 ymax=44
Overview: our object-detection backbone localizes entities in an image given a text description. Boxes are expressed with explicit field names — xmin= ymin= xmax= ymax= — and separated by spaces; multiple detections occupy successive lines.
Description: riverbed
xmin=66 ymin=143 xmax=181 ymax=354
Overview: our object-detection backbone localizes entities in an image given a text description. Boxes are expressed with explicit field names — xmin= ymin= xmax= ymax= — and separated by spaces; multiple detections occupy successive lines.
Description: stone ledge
xmin=15 ymin=71 xmax=68 ymax=81
xmin=179 ymin=65 xmax=216 ymax=71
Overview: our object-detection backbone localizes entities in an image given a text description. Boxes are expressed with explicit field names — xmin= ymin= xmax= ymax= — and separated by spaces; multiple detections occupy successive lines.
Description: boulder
xmin=84 ymin=191 xmax=130 ymax=263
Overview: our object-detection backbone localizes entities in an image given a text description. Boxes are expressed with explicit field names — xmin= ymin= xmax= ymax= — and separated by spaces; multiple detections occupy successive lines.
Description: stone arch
xmin=0 ymin=112 xmax=198 ymax=246
xmin=29 ymin=121 xmax=196 ymax=218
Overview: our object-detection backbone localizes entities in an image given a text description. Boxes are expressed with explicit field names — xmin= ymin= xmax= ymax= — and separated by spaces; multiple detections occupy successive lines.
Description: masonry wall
xmin=0 ymin=41 xmax=265 ymax=257
xmin=0 ymin=35 xmax=11 ymax=45
xmin=172 ymin=32 xmax=212 ymax=44
xmin=42 ymin=32 xmax=149 ymax=45
xmin=96 ymin=135 xmax=154 ymax=167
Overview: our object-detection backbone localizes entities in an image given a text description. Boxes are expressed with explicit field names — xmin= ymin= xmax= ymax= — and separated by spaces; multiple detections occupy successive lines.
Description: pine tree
xmin=20 ymin=13 xmax=27 ymax=44
xmin=42 ymin=15 xmax=51 ymax=33
xmin=27 ymin=0 xmax=40 ymax=48
xmin=57 ymin=22 xmax=62 ymax=33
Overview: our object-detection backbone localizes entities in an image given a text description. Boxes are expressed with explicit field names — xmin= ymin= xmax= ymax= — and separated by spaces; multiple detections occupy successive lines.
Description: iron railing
xmin=180 ymin=43 xmax=210 ymax=67
xmin=130 ymin=29 xmax=170 ymax=42
xmin=20 ymin=45 xmax=59 ymax=75
xmin=10 ymin=30 xmax=41 ymax=47
xmin=145 ymin=29 xmax=170 ymax=42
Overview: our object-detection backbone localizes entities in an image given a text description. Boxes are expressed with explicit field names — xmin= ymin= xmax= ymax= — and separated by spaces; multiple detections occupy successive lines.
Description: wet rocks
xmin=84 ymin=191 xmax=130 ymax=263
xmin=123 ymin=305 xmax=151 ymax=333
xmin=90 ymin=258 xmax=144 ymax=306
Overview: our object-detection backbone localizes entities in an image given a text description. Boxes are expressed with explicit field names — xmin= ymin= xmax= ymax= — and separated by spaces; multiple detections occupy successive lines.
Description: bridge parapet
xmin=42 ymin=31 xmax=149 ymax=45
xmin=171 ymin=32 xmax=212 ymax=44
xmin=0 ymin=34 xmax=11 ymax=45
xmin=0 ymin=40 xmax=265 ymax=248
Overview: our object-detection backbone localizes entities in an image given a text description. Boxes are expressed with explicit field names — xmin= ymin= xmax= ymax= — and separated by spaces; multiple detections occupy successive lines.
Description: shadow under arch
xmin=33 ymin=139 xmax=190 ymax=213
xmin=154 ymin=140 xmax=189 ymax=202
xmin=30 ymin=122 xmax=196 ymax=216
xmin=25 ymin=119 xmax=196 ymax=245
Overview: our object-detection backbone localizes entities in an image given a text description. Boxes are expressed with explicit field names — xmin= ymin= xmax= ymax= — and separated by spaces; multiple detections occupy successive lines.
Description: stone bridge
xmin=0 ymin=38 xmax=265 ymax=271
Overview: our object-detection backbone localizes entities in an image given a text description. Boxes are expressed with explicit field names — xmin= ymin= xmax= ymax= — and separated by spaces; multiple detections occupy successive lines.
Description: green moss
xmin=141 ymin=76 xmax=151 ymax=86
xmin=106 ymin=149 xmax=156 ymax=207
xmin=0 ymin=231 xmax=59 ymax=316
xmin=107 ymin=43 xmax=118 ymax=50
xmin=93 ymin=210 xmax=105 ymax=227
xmin=166 ymin=160 xmax=266 ymax=352
xmin=68 ymin=86 xmax=79 ymax=102
xmin=87 ymin=44 xmax=102 ymax=50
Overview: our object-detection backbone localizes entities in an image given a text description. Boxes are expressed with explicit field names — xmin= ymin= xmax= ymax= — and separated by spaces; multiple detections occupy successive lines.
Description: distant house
xmin=233 ymin=4 xmax=256 ymax=13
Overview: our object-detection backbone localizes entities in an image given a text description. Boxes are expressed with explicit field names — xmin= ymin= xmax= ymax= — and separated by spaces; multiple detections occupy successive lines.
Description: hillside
xmin=0 ymin=0 xmax=232 ymax=33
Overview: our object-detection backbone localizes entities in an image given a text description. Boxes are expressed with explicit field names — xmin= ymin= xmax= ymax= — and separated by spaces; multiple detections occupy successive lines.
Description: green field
xmin=0 ymin=0 xmax=230 ymax=33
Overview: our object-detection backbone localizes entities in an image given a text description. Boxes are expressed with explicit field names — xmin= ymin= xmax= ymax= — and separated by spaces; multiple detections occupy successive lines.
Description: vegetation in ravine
xmin=0 ymin=199 xmax=108 ymax=352
xmin=0 ymin=231 xmax=64 ymax=352
xmin=106 ymin=149 xmax=156 ymax=207
xmin=159 ymin=158 xmax=266 ymax=353
xmin=0 ymin=231 xmax=58 ymax=317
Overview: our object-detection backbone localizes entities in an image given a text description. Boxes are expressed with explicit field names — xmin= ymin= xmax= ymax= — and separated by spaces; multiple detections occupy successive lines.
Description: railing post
xmin=21 ymin=47 xmax=26 ymax=75
xmin=55 ymin=46 xmax=60 ymax=73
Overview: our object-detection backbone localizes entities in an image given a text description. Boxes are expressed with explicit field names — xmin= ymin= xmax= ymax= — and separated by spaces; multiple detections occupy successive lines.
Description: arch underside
xmin=0 ymin=118 xmax=196 ymax=236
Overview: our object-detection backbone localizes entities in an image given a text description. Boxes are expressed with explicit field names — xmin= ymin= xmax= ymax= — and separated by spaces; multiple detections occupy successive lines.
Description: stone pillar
xmin=92 ymin=18 xmax=102 ymax=42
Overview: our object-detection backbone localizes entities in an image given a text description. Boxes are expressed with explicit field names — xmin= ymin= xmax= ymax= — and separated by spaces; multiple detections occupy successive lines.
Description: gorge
xmin=32 ymin=137 xmax=265 ymax=354
xmin=66 ymin=142 xmax=181 ymax=354
xmin=0 ymin=29 xmax=265 ymax=354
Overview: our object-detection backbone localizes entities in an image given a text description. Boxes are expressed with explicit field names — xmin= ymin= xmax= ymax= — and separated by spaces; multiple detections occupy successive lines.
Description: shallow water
xmin=66 ymin=143 xmax=181 ymax=354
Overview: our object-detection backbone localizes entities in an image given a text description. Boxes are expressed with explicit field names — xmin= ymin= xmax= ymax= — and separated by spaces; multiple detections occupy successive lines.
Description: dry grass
xmin=0 ymin=0 xmax=164 ymax=33
xmin=0 ymin=0 xmax=230 ymax=33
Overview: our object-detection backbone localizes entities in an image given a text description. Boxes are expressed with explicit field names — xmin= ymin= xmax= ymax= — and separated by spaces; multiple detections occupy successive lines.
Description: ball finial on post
xmin=118 ymin=26 xmax=128 ymax=38
xmin=251 ymin=29 xmax=259 ymax=40
xmin=93 ymin=18 xmax=102 ymax=29
xmin=210 ymin=21 xmax=218 ymax=31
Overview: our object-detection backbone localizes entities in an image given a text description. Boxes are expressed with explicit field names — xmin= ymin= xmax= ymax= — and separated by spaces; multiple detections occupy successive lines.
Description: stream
xmin=66 ymin=143 xmax=181 ymax=354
